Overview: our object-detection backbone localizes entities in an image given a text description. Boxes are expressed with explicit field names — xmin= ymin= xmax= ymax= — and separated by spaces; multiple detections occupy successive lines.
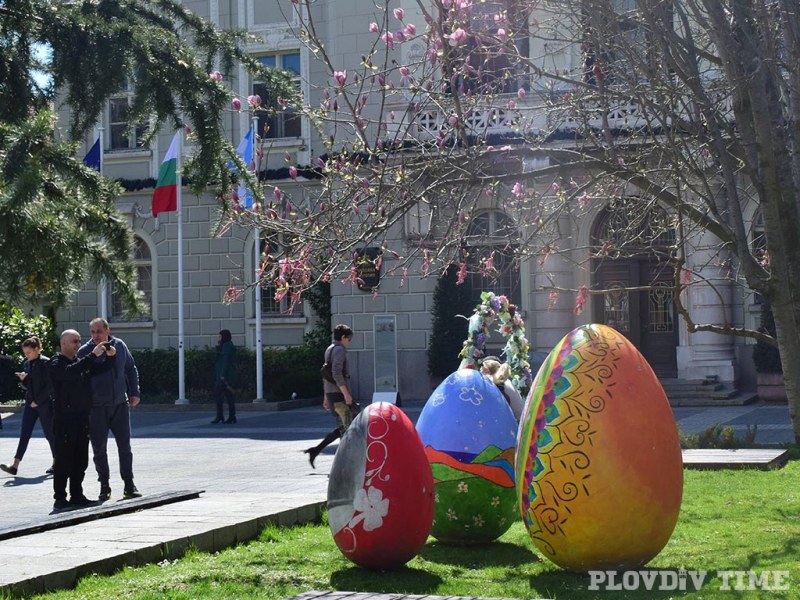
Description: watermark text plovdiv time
xmin=588 ymin=569 xmax=791 ymax=592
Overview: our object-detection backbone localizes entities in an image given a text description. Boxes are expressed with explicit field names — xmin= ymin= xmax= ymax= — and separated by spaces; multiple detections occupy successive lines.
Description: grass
xmin=26 ymin=460 xmax=800 ymax=600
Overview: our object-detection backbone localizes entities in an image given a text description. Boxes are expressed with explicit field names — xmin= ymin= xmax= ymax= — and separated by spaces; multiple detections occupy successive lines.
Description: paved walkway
xmin=0 ymin=400 xmax=794 ymax=596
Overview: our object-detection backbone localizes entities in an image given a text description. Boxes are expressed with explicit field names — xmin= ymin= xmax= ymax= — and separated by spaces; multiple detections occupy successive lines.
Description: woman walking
xmin=0 ymin=337 xmax=55 ymax=476
xmin=211 ymin=330 xmax=237 ymax=424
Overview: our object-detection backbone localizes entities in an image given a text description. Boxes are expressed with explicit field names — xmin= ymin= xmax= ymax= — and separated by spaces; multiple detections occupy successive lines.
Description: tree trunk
xmin=771 ymin=292 xmax=800 ymax=445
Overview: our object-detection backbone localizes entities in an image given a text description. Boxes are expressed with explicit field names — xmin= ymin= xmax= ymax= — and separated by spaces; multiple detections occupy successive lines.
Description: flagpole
xmin=253 ymin=115 xmax=264 ymax=403
xmin=97 ymin=126 xmax=108 ymax=321
xmin=175 ymin=129 xmax=188 ymax=405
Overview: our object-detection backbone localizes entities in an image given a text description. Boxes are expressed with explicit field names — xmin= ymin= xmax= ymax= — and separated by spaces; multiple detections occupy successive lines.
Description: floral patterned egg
xmin=516 ymin=324 xmax=683 ymax=571
xmin=416 ymin=368 xmax=518 ymax=544
xmin=328 ymin=402 xmax=434 ymax=569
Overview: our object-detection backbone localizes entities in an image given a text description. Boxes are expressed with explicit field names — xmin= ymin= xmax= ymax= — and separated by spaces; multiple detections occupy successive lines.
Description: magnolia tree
xmin=220 ymin=0 xmax=800 ymax=443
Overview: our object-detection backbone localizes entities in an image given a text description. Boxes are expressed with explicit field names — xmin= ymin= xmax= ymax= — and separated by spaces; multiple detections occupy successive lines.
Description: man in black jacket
xmin=49 ymin=329 xmax=111 ymax=511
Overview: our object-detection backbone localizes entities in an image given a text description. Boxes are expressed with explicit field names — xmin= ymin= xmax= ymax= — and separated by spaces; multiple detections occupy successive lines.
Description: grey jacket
xmin=77 ymin=336 xmax=140 ymax=406
xmin=322 ymin=342 xmax=349 ymax=395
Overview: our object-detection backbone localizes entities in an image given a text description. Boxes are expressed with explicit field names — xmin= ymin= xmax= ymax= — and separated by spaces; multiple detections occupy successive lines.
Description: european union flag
xmin=83 ymin=138 xmax=101 ymax=171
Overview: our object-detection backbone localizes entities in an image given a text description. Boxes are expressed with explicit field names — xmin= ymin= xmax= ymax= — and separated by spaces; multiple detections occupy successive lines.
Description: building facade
xmin=56 ymin=0 xmax=763 ymax=401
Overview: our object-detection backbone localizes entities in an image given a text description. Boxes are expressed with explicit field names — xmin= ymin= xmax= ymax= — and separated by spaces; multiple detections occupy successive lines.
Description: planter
xmin=756 ymin=372 xmax=787 ymax=403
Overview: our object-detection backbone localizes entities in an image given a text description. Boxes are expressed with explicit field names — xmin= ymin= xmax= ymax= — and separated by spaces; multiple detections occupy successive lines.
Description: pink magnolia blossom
xmin=394 ymin=30 xmax=406 ymax=42
xmin=517 ymin=87 xmax=526 ymax=99
xmin=210 ymin=70 xmax=223 ymax=81
xmin=513 ymin=181 xmax=524 ymax=198
xmin=457 ymin=262 xmax=467 ymax=284
xmin=506 ymin=99 xmax=517 ymax=109
xmin=548 ymin=290 xmax=560 ymax=310
xmin=247 ymin=94 xmax=262 ymax=107
xmin=231 ymin=98 xmax=241 ymax=110
xmin=578 ymin=193 xmax=591 ymax=206
xmin=573 ymin=285 xmax=589 ymax=315
xmin=333 ymin=70 xmax=347 ymax=86
xmin=273 ymin=187 xmax=281 ymax=202
xmin=552 ymin=182 xmax=561 ymax=193
xmin=393 ymin=7 xmax=404 ymax=20
xmin=448 ymin=28 xmax=467 ymax=46
xmin=289 ymin=166 xmax=298 ymax=180
xmin=497 ymin=28 xmax=507 ymax=38
xmin=404 ymin=23 xmax=416 ymax=36
xmin=449 ymin=114 xmax=459 ymax=127
xmin=369 ymin=22 xmax=379 ymax=32
xmin=382 ymin=31 xmax=395 ymax=48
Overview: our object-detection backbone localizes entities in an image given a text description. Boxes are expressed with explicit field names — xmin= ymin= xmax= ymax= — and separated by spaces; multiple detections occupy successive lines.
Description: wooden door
xmin=594 ymin=258 xmax=677 ymax=377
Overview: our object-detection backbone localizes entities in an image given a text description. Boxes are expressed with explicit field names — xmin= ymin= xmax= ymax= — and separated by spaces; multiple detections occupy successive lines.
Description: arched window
xmin=110 ymin=235 xmax=152 ymax=321
xmin=465 ymin=209 xmax=521 ymax=307
xmin=257 ymin=236 xmax=304 ymax=316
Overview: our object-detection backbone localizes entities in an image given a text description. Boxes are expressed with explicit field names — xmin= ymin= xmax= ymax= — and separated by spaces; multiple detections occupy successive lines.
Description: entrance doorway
xmin=591 ymin=205 xmax=678 ymax=378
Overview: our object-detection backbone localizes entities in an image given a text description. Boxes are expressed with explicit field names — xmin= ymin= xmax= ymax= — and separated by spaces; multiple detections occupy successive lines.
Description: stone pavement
xmin=0 ymin=400 xmax=795 ymax=596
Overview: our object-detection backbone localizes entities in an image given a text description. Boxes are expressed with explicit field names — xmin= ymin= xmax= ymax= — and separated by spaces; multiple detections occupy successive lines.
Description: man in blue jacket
xmin=77 ymin=318 xmax=141 ymax=502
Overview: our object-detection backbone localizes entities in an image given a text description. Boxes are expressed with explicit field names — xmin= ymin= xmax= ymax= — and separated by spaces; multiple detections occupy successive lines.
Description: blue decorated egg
xmin=416 ymin=368 xmax=518 ymax=543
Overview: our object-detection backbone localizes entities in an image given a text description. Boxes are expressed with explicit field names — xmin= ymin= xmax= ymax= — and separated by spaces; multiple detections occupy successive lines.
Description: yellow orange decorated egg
xmin=515 ymin=324 xmax=683 ymax=571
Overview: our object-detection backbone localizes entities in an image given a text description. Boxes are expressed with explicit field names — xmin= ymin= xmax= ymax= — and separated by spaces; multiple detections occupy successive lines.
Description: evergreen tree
xmin=0 ymin=0 xmax=294 ymax=308
xmin=427 ymin=265 xmax=476 ymax=378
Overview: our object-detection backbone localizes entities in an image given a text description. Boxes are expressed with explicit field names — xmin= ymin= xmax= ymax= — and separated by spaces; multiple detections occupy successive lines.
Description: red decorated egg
xmin=516 ymin=324 xmax=683 ymax=571
xmin=328 ymin=402 xmax=434 ymax=569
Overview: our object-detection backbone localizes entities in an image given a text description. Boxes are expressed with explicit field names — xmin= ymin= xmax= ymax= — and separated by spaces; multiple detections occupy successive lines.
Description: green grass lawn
xmin=30 ymin=461 xmax=800 ymax=600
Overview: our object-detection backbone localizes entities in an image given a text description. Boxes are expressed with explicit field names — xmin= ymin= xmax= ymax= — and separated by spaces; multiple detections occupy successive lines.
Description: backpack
xmin=321 ymin=346 xmax=336 ymax=383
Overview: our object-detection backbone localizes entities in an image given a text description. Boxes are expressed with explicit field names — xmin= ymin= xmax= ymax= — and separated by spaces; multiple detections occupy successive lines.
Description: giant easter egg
xmin=515 ymin=324 xmax=683 ymax=571
xmin=416 ymin=369 xmax=518 ymax=544
xmin=328 ymin=402 xmax=434 ymax=569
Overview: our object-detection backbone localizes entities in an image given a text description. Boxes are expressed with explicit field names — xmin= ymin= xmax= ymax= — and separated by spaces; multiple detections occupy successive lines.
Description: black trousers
xmin=53 ymin=413 xmax=91 ymax=502
xmin=214 ymin=381 xmax=235 ymax=419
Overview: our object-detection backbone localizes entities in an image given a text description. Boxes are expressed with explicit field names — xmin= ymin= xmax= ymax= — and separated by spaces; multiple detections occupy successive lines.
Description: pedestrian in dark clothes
xmin=49 ymin=329 xmax=112 ymax=510
xmin=77 ymin=317 xmax=141 ymax=501
xmin=0 ymin=345 xmax=12 ymax=430
xmin=1 ymin=337 xmax=55 ymax=476
xmin=210 ymin=329 xmax=237 ymax=424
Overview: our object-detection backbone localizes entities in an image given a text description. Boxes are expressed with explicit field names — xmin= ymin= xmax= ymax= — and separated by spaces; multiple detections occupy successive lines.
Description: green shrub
xmin=428 ymin=265 xmax=477 ymax=377
xmin=130 ymin=344 xmax=325 ymax=402
xmin=679 ymin=424 xmax=758 ymax=449
xmin=0 ymin=305 xmax=56 ymax=402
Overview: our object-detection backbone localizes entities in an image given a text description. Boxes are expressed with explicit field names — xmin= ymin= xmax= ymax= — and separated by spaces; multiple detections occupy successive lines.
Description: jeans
xmin=90 ymin=403 xmax=134 ymax=484
xmin=14 ymin=401 xmax=55 ymax=461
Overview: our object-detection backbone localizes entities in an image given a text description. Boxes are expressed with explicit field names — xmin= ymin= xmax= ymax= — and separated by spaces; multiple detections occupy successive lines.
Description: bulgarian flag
xmin=152 ymin=132 xmax=180 ymax=217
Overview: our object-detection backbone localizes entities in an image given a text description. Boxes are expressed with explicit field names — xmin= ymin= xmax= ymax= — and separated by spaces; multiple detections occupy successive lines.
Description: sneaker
xmin=98 ymin=484 xmax=112 ymax=502
xmin=0 ymin=464 xmax=17 ymax=476
xmin=53 ymin=499 xmax=71 ymax=511
xmin=69 ymin=495 xmax=97 ymax=507
xmin=123 ymin=485 xmax=142 ymax=499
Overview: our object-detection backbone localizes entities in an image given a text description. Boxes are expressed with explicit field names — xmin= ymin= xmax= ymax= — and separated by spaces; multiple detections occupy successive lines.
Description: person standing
xmin=77 ymin=318 xmax=141 ymax=501
xmin=304 ymin=324 xmax=355 ymax=468
xmin=210 ymin=330 xmax=237 ymax=424
xmin=49 ymin=329 xmax=111 ymax=510
xmin=0 ymin=337 xmax=55 ymax=476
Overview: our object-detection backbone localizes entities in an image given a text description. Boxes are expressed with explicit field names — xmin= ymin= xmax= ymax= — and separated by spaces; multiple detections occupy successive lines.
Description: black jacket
xmin=49 ymin=352 xmax=111 ymax=417
xmin=23 ymin=356 xmax=54 ymax=408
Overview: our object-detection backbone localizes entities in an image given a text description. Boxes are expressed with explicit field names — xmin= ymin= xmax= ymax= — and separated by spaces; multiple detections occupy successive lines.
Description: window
xmin=110 ymin=236 xmax=152 ymax=321
xmin=452 ymin=1 xmax=530 ymax=95
xmin=751 ymin=211 xmax=766 ymax=304
xmin=254 ymin=53 xmax=302 ymax=139
xmin=108 ymin=80 xmax=148 ymax=150
xmin=257 ymin=237 xmax=304 ymax=315
xmin=465 ymin=210 xmax=521 ymax=308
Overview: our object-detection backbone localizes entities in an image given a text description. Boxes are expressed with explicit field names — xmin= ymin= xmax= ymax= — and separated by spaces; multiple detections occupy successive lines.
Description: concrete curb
xmin=1 ymin=499 xmax=326 ymax=597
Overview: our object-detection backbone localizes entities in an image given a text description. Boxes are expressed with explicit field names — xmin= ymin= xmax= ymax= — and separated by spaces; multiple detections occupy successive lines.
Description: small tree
xmin=428 ymin=265 xmax=476 ymax=378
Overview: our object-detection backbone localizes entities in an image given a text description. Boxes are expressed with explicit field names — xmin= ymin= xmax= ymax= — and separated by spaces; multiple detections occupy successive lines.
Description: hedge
xmin=131 ymin=345 xmax=324 ymax=402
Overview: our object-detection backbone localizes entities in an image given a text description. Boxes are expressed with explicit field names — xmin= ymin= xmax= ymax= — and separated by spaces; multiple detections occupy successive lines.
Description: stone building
xmin=55 ymin=0 xmax=763 ymax=402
